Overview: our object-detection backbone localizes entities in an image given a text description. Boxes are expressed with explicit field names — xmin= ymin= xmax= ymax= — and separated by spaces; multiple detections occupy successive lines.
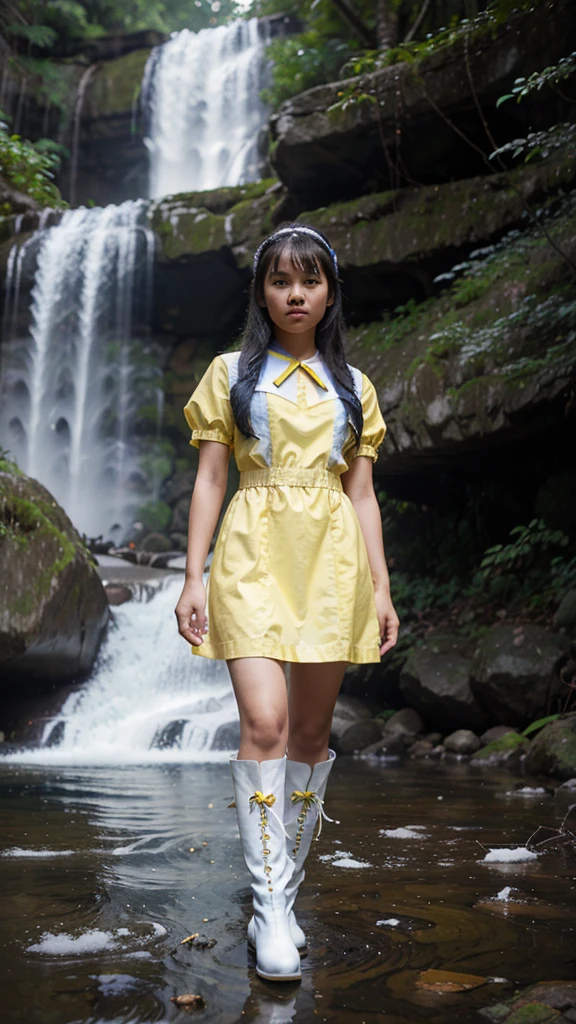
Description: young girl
xmin=175 ymin=223 xmax=399 ymax=982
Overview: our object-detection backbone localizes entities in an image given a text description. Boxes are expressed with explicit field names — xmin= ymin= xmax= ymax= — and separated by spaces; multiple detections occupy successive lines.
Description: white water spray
xmin=6 ymin=576 xmax=238 ymax=764
xmin=0 ymin=201 xmax=155 ymax=539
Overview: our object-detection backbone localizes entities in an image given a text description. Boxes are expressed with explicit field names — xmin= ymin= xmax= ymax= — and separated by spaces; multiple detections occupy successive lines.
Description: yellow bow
xmin=267 ymin=348 xmax=329 ymax=391
xmin=249 ymin=790 xmax=276 ymax=809
xmin=290 ymin=790 xmax=316 ymax=812
xmin=289 ymin=788 xmax=335 ymax=842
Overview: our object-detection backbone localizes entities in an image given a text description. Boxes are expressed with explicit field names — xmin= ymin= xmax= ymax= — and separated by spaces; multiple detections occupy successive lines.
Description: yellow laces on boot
xmin=290 ymin=789 xmax=336 ymax=857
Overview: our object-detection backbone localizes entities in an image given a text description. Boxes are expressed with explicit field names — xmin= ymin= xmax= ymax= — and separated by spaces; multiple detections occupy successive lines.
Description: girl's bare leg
xmin=227 ymin=657 xmax=289 ymax=761
xmin=287 ymin=661 xmax=347 ymax=766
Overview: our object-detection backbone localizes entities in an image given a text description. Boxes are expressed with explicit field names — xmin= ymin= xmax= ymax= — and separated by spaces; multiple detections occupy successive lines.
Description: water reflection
xmin=0 ymin=759 xmax=574 ymax=1023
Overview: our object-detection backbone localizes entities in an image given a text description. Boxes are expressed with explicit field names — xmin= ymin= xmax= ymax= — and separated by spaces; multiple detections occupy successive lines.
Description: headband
xmin=252 ymin=226 xmax=339 ymax=275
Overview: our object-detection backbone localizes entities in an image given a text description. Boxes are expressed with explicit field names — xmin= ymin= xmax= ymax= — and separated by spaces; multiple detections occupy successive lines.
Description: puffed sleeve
xmin=354 ymin=373 xmax=387 ymax=462
xmin=183 ymin=355 xmax=235 ymax=450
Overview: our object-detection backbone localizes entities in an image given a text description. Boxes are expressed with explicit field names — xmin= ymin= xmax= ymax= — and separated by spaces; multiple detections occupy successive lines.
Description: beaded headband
xmin=252 ymin=226 xmax=339 ymax=275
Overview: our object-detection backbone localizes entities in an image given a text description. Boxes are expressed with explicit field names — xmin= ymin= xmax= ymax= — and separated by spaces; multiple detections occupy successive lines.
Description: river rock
xmin=480 ymin=726 xmax=519 ymax=746
xmin=470 ymin=625 xmax=570 ymax=726
xmin=444 ymin=730 xmax=481 ymax=755
xmin=330 ymin=695 xmax=380 ymax=754
xmin=330 ymin=718 xmax=382 ymax=756
xmin=0 ymin=465 xmax=109 ymax=685
xmin=211 ymin=721 xmax=241 ymax=751
xmin=399 ymin=641 xmax=487 ymax=731
xmin=554 ymin=590 xmax=576 ymax=634
xmin=104 ymin=584 xmax=133 ymax=606
xmin=524 ymin=714 xmax=576 ymax=782
xmin=381 ymin=707 xmax=424 ymax=738
xmin=409 ymin=739 xmax=435 ymax=758
xmin=554 ymin=777 xmax=576 ymax=809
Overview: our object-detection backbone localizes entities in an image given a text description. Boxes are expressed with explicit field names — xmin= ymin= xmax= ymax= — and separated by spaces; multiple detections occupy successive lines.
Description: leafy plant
xmin=480 ymin=519 xmax=570 ymax=577
xmin=489 ymin=123 xmax=576 ymax=165
xmin=260 ymin=31 xmax=352 ymax=110
xmin=521 ymin=714 xmax=560 ymax=738
xmin=0 ymin=119 xmax=67 ymax=212
xmin=496 ymin=51 xmax=576 ymax=106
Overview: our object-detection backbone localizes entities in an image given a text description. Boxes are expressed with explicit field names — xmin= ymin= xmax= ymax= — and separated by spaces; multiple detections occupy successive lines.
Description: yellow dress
xmin=183 ymin=339 xmax=386 ymax=664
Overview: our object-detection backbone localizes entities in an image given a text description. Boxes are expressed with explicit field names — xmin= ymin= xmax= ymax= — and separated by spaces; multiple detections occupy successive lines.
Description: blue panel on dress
xmin=249 ymin=389 xmax=273 ymax=466
xmin=327 ymin=363 xmax=362 ymax=468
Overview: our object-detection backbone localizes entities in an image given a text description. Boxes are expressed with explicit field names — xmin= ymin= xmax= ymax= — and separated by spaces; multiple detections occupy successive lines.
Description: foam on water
xmin=379 ymin=826 xmax=428 ymax=839
xmin=482 ymin=847 xmax=539 ymax=863
xmin=3 ymin=848 xmax=75 ymax=858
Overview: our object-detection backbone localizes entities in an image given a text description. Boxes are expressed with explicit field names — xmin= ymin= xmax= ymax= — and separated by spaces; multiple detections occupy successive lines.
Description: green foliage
xmin=260 ymin=31 xmax=351 ymax=110
xmin=0 ymin=118 xmax=67 ymax=213
xmin=497 ymin=51 xmax=576 ymax=106
xmin=490 ymin=123 xmax=576 ymax=166
xmin=493 ymin=49 xmax=576 ymax=166
xmin=480 ymin=519 xmax=569 ymax=577
xmin=136 ymin=500 xmax=171 ymax=533
xmin=5 ymin=22 xmax=58 ymax=47
xmin=476 ymin=731 xmax=526 ymax=756
xmin=521 ymin=714 xmax=561 ymax=738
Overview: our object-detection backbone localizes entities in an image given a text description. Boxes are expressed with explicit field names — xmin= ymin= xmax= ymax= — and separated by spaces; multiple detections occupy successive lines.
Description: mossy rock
xmin=0 ymin=464 xmax=109 ymax=685
xmin=472 ymin=731 xmax=527 ymax=761
xmin=524 ymin=714 xmax=576 ymax=781
xmin=85 ymin=49 xmax=152 ymax=119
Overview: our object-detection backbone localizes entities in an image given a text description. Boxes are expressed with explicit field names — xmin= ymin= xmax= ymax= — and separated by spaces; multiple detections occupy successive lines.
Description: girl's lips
xmin=287 ymin=310 xmax=308 ymax=316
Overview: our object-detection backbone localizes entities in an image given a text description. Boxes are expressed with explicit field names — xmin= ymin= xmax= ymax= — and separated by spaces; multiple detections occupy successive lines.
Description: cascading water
xmin=0 ymin=201 xmax=157 ymax=540
xmin=0 ymin=15 xmax=271 ymax=763
xmin=6 ymin=574 xmax=238 ymax=764
xmin=143 ymin=16 xmax=270 ymax=197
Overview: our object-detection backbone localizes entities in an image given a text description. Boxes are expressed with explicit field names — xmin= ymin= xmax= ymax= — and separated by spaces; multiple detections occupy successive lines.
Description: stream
xmin=1 ymin=757 xmax=574 ymax=1023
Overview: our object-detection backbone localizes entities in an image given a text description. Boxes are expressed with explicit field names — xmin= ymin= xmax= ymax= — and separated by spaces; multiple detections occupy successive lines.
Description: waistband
xmin=238 ymin=467 xmax=343 ymax=491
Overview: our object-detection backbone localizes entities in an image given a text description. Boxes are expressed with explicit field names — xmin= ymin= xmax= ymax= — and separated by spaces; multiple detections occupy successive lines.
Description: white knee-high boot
xmin=230 ymin=754 xmax=301 ymax=982
xmin=283 ymin=749 xmax=337 ymax=949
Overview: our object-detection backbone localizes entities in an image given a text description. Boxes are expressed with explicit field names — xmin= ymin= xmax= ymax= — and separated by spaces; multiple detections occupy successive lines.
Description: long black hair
xmin=229 ymin=223 xmax=363 ymax=448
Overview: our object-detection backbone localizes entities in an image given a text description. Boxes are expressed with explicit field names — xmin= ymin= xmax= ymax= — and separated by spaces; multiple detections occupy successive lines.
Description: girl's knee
xmin=242 ymin=710 xmax=288 ymax=753
xmin=288 ymin=719 xmax=331 ymax=756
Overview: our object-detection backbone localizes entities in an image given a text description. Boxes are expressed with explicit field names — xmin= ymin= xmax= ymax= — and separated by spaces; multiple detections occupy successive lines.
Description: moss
xmin=0 ymin=457 xmax=22 ymax=476
xmin=0 ymin=486 xmax=80 ymax=617
xmin=88 ymin=49 xmax=152 ymax=117
xmin=154 ymin=206 xmax=227 ymax=259
xmin=472 ymin=732 xmax=527 ymax=760
xmin=348 ymin=195 xmax=576 ymax=402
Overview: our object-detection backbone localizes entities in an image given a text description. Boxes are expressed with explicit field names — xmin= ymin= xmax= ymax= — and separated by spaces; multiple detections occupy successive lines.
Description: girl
xmin=175 ymin=223 xmax=399 ymax=982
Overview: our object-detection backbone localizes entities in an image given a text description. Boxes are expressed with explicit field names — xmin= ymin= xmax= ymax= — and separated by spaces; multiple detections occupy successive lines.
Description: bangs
xmin=264 ymin=237 xmax=326 ymax=278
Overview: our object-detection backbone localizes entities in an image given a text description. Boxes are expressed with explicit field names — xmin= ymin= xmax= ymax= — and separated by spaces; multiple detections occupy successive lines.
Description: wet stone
xmin=444 ymin=729 xmax=481 ymax=755
xmin=416 ymin=968 xmax=488 ymax=993
xmin=505 ymin=1004 xmax=561 ymax=1024
xmin=408 ymin=739 xmax=435 ymax=758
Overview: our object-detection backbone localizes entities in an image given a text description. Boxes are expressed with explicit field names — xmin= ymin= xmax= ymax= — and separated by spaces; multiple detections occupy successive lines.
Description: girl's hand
xmin=174 ymin=581 xmax=208 ymax=646
xmin=375 ymin=589 xmax=400 ymax=656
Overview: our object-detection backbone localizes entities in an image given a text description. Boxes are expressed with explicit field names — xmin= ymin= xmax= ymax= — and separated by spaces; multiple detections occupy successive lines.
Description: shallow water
xmin=1 ymin=759 xmax=574 ymax=1024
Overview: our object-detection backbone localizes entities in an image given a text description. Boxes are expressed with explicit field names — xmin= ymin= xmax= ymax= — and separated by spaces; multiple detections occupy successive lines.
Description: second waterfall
xmin=143 ymin=16 xmax=270 ymax=197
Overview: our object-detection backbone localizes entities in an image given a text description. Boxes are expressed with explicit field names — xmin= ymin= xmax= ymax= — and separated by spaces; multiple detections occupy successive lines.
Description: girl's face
xmin=259 ymin=248 xmax=334 ymax=337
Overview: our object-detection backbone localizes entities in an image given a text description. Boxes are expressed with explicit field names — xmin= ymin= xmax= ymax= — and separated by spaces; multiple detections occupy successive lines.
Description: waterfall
xmin=0 ymin=201 xmax=156 ymax=540
xmin=6 ymin=576 xmax=239 ymax=764
xmin=143 ymin=16 xmax=270 ymax=197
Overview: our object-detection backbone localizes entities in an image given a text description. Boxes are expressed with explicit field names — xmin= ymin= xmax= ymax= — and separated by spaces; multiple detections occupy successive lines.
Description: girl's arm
xmin=342 ymin=456 xmax=400 ymax=656
xmin=174 ymin=440 xmax=230 ymax=646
